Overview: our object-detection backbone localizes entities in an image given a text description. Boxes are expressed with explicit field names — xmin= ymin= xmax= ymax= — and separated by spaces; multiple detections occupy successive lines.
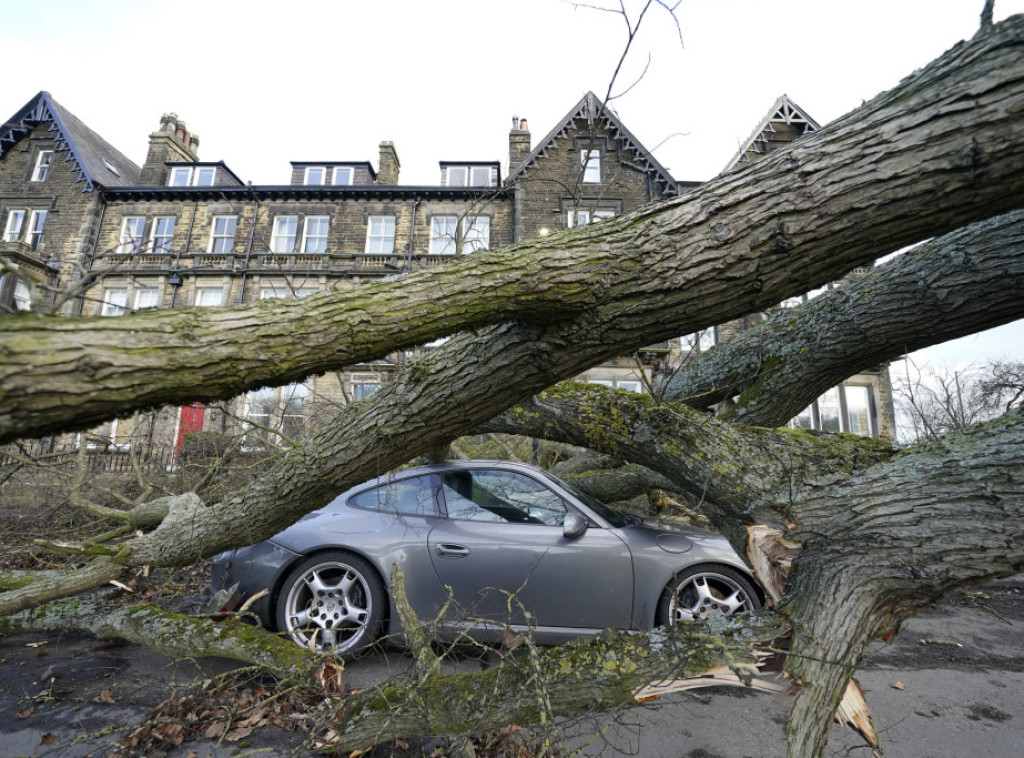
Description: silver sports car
xmin=211 ymin=460 xmax=762 ymax=656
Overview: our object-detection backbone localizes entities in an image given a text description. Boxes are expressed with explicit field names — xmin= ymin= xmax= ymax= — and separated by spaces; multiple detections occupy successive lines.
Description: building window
xmin=366 ymin=216 xmax=396 ymax=255
xmin=271 ymin=216 xmax=298 ymax=253
xmin=150 ymin=217 xmax=176 ymax=254
xmin=119 ymin=216 xmax=146 ymax=254
xmin=245 ymin=383 xmax=309 ymax=444
xmin=581 ymin=150 xmax=601 ymax=183
xmin=844 ymin=385 xmax=874 ymax=436
xmin=26 ymin=210 xmax=46 ymax=251
xmin=429 ymin=215 xmax=490 ymax=254
xmin=168 ymin=166 xmax=216 ymax=186
xmin=31 ymin=151 xmax=53 ymax=182
xmin=102 ymin=288 xmax=129 ymax=316
xmin=445 ymin=166 xmax=493 ymax=187
xmin=568 ymin=210 xmax=591 ymax=227
xmin=260 ymin=284 xmax=320 ymax=299
xmin=301 ymin=216 xmax=329 ymax=253
xmin=430 ymin=216 xmax=458 ymax=255
xmin=304 ymin=167 xmax=326 ymax=185
xmin=135 ymin=288 xmax=161 ymax=310
xmin=617 ymin=381 xmax=643 ymax=393
xmin=3 ymin=210 xmax=26 ymax=242
xmin=333 ymin=167 xmax=353 ymax=185
xmin=462 ymin=216 xmax=489 ymax=253
xmin=353 ymin=382 xmax=380 ymax=401
xmin=568 ymin=207 xmax=616 ymax=227
xmin=209 ymin=216 xmax=237 ymax=253
xmin=195 ymin=287 xmax=225 ymax=307
xmin=13 ymin=281 xmax=31 ymax=311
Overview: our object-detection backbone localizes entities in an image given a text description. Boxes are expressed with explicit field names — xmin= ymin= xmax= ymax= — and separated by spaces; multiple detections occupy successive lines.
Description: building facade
xmin=0 ymin=90 xmax=893 ymax=452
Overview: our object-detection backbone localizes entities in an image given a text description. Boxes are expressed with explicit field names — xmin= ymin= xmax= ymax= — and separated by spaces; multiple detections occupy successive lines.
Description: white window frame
xmin=168 ymin=166 xmax=216 ymax=187
xmin=617 ymin=381 xmax=643 ymax=393
xmin=446 ymin=167 xmax=468 ymax=187
xmin=271 ymin=216 xmax=298 ymax=253
xmin=568 ymin=210 xmax=591 ymax=227
xmin=304 ymin=166 xmax=326 ymax=185
xmin=461 ymin=216 xmax=490 ymax=253
xmin=353 ymin=382 xmax=380 ymax=401
xmin=13 ymin=280 xmax=31 ymax=311
xmin=31 ymin=150 xmax=53 ymax=182
xmin=301 ymin=216 xmax=329 ymax=253
xmin=3 ymin=209 xmax=26 ymax=242
xmin=134 ymin=287 xmax=161 ymax=310
xmin=26 ymin=210 xmax=46 ymax=250
xmin=582 ymin=149 xmax=601 ymax=183
xmin=430 ymin=216 xmax=458 ymax=255
xmin=209 ymin=216 xmax=237 ymax=253
xmin=119 ymin=216 xmax=146 ymax=254
xmin=102 ymin=287 xmax=129 ymax=316
xmin=365 ymin=216 xmax=396 ymax=255
xmin=332 ymin=166 xmax=353 ymax=185
xmin=244 ymin=382 xmax=310 ymax=445
xmin=470 ymin=166 xmax=491 ymax=186
xmin=195 ymin=287 xmax=225 ymax=307
xmin=150 ymin=216 xmax=176 ymax=254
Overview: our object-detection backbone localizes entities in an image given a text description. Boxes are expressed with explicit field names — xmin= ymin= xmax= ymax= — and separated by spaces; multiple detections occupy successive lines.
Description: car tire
xmin=657 ymin=564 xmax=761 ymax=625
xmin=276 ymin=551 xmax=385 ymax=657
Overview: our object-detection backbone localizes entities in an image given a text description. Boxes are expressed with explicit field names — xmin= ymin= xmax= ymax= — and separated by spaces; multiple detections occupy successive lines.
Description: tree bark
xmin=3 ymin=16 xmax=1024 ymax=443
xmin=659 ymin=210 xmax=1024 ymax=426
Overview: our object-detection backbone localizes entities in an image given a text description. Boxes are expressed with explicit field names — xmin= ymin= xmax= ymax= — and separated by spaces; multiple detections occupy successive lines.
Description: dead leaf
xmin=348 ymin=749 xmax=367 ymax=758
xmin=204 ymin=721 xmax=226 ymax=739
xmin=95 ymin=688 xmax=116 ymax=704
xmin=25 ymin=641 xmax=47 ymax=648
xmin=225 ymin=726 xmax=254 ymax=742
xmin=18 ymin=705 xmax=35 ymax=718
xmin=891 ymin=681 xmax=906 ymax=690
xmin=682 ymin=728 xmax=692 ymax=737
xmin=40 ymin=733 xmax=57 ymax=746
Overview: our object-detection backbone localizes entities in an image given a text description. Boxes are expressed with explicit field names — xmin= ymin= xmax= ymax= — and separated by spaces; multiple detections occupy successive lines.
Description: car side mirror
xmin=563 ymin=512 xmax=588 ymax=539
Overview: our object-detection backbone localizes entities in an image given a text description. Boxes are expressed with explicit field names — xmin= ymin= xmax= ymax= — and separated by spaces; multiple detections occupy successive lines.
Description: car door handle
xmin=434 ymin=543 xmax=471 ymax=558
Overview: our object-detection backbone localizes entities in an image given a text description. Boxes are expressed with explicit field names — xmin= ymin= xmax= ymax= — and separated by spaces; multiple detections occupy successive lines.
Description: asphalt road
xmin=2 ymin=578 xmax=1022 ymax=757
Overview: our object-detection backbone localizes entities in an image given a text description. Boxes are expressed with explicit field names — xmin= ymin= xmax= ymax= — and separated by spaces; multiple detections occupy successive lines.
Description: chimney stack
xmin=509 ymin=115 xmax=531 ymax=175
xmin=140 ymin=112 xmax=200 ymax=185
xmin=377 ymin=141 xmax=400 ymax=185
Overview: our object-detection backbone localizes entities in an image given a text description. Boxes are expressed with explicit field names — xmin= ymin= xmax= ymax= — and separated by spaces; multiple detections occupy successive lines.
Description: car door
xmin=427 ymin=468 xmax=635 ymax=631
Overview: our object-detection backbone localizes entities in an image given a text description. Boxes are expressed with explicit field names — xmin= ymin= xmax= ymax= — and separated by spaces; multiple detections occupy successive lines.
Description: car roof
xmin=337 ymin=459 xmax=549 ymax=500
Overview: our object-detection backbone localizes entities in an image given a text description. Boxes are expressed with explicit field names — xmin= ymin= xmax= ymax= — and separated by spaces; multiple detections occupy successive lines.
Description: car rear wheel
xmin=276 ymin=552 xmax=385 ymax=656
xmin=657 ymin=564 xmax=761 ymax=625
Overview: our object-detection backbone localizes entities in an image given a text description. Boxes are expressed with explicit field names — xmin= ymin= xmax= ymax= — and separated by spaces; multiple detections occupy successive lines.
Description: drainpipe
xmin=238 ymin=184 xmax=259 ymax=304
xmin=77 ymin=198 xmax=107 ymax=314
xmin=170 ymin=200 xmax=197 ymax=308
xmin=405 ymin=198 xmax=420 ymax=270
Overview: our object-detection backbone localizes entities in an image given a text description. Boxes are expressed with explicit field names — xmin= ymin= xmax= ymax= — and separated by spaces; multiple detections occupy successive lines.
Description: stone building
xmin=0 ymin=90 xmax=893 ymax=452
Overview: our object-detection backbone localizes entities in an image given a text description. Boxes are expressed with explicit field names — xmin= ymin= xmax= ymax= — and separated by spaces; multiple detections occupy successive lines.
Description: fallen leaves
xmin=891 ymin=681 xmax=906 ymax=690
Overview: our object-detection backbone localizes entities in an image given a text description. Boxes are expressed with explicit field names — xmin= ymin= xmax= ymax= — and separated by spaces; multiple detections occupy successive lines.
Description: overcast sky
xmin=2 ymin=0 xmax=1021 ymax=366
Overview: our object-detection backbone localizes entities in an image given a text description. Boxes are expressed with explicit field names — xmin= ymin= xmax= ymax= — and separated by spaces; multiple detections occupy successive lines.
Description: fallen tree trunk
xmin=659 ymin=210 xmax=1024 ymax=426
xmin=4 ymin=16 xmax=1024 ymax=443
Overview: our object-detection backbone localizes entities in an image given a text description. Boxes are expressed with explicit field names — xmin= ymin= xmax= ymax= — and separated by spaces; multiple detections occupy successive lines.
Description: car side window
xmin=441 ymin=470 xmax=567 ymax=525
xmin=349 ymin=475 xmax=440 ymax=517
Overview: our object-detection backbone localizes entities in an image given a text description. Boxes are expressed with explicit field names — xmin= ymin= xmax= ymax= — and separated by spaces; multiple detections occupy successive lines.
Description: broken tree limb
xmin=0 ymin=594 xmax=323 ymax=689
xmin=659 ymin=210 xmax=1024 ymax=427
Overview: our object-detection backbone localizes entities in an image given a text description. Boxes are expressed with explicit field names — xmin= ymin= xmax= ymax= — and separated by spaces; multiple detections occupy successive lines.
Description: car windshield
xmin=551 ymin=475 xmax=632 ymax=528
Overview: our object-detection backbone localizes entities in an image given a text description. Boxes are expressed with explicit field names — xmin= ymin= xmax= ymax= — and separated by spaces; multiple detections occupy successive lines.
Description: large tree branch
xmin=659 ymin=210 xmax=1024 ymax=426
xmin=4 ymin=16 xmax=1024 ymax=444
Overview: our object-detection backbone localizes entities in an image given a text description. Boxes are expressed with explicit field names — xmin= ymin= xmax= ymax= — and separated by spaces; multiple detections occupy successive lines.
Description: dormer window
xmin=581 ymin=150 xmax=601 ymax=183
xmin=444 ymin=165 xmax=494 ymax=187
xmin=304 ymin=166 xmax=326 ymax=185
xmin=168 ymin=166 xmax=216 ymax=187
xmin=333 ymin=167 xmax=353 ymax=185
xmin=31 ymin=151 xmax=53 ymax=182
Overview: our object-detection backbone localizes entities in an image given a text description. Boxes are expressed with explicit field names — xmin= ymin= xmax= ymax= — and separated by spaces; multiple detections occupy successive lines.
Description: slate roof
xmin=506 ymin=91 xmax=679 ymax=197
xmin=0 ymin=91 xmax=141 ymax=191
xmin=722 ymin=94 xmax=820 ymax=173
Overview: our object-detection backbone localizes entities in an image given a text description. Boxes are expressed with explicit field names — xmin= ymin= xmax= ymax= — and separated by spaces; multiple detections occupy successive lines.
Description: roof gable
xmin=0 ymin=92 xmax=141 ymax=191
xmin=507 ymin=91 xmax=678 ymax=196
xmin=722 ymin=94 xmax=820 ymax=173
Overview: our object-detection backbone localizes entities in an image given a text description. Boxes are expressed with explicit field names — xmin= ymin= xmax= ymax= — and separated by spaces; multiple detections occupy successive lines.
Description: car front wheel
xmin=657 ymin=564 xmax=761 ymax=625
xmin=276 ymin=551 xmax=385 ymax=656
